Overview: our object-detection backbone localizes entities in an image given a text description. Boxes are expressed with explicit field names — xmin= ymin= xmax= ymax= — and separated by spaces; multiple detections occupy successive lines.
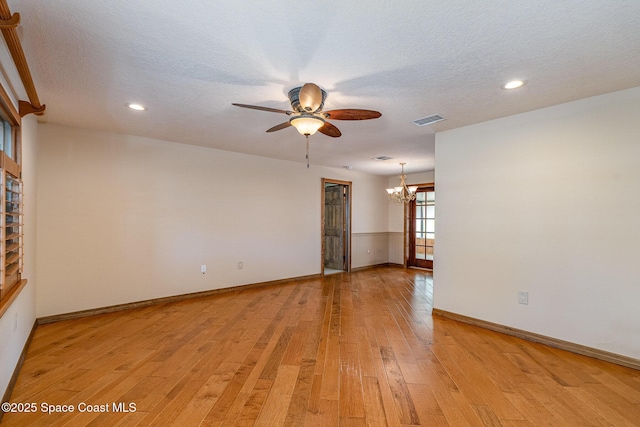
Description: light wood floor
xmin=3 ymin=267 xmax=639 ymax=426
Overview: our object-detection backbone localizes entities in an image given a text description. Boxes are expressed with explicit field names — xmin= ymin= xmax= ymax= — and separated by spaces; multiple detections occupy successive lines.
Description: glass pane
xmin=416 ymin=192 xmax=426 ymax=203
xmin=2 ymin=119 xmax=15 ymax=160
xmin=426 ymin=219 xmax=435 ymax=233
xmin=415 ymin=251 xmax=426 ymax=260
xmin=415 ymin=231 xmax=425 ymax=240
xmin=426 ymin=233 xmax=435 ymax=240
xmin=426 ymin=191 xmax=435 ymax=202
xmin=416 ymin=219 xmax=425 ymax=233
xmin=415 ymin=205 xmax=425 ymax=219
xmin=426 ymin=205 xmax=435 ymax=219
xmin=3 ymin=120 xmax=12 ymax=159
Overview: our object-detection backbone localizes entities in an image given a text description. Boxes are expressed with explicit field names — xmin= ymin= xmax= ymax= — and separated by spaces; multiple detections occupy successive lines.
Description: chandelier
xmin=386 ymin=162 xmax=418 ymax=203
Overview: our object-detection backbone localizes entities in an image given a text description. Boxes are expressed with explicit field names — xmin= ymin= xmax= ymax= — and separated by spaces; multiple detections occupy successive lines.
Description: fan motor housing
xmin=288 ymin=86 xmax=327 ymax=113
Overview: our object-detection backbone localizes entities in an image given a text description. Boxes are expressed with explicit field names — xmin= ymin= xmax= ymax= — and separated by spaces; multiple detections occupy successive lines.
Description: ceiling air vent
xmin=412 ymin=114 xmax=445 ymax=127
xmin=373 ymin=156 xmax=393 ymax=161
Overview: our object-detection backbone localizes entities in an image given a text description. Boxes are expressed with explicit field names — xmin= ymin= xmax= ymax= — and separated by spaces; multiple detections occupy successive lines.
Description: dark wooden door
xmin=409 ymin=187 xmax=435 ymax=269
xmin=324 ymin=185 xmax=346 ymax=270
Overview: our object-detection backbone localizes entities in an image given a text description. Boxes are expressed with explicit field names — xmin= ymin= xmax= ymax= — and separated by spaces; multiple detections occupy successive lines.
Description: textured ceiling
xmin=8 ymin=0 xmax=640 ymax=175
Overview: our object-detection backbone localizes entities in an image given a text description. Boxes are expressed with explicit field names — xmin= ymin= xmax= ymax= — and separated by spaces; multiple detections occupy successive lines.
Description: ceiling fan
xmin=232 ymin=83 xmax=382 ymax=138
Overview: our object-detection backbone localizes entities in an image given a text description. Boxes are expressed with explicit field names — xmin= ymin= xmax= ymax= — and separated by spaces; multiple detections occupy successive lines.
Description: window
xmin=0 ymin=103 xmax=22 ymax=303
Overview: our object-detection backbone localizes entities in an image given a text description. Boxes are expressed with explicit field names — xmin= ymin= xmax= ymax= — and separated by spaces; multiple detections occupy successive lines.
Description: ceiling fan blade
xmin=232 ymin=103 xmax=291 ymax=114
xmin=324 ymin=109 xmax=382 ymax=120
xmin=298 ymin=83 xmax=323 ymax=112
xmin=266 ymin=122 xmax=292 ymax=132
xmin=318 ymin=121 xmax=341 ymax=137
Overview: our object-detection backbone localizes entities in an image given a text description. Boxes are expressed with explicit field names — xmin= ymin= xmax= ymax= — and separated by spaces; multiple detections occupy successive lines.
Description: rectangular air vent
xmin=373 ymin=156 xmax=393 ymax=161
xmin=412 ymin=114 xmax=446 ymax=126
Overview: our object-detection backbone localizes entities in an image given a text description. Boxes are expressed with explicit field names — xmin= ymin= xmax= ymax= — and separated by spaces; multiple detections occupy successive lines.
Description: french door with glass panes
xmin=409 ymin=187 xmax=434 ymax=269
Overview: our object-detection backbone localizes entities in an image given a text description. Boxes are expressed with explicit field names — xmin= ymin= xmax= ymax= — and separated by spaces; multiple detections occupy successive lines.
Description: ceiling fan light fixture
xmin=290 ymin=115 xmax=325 ymax=136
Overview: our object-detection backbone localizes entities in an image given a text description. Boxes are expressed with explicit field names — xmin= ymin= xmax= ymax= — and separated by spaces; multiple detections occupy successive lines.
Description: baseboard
xmin=38 ymin=273 xmax=322 ymax=325
xmin=432 ymin=308 xmax=640 ymax=371
xmin=350 ymin=263 xmax=404 ymax=273
xmin=0 ymin=320 xmax=38 ymax=424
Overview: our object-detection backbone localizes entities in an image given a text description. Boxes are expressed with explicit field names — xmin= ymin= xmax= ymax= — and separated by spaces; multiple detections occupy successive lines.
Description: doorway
xmin=408 ymin=185 xmax=435 ymax=269
xmin=321 ymin=178 xmax=351 ymax=275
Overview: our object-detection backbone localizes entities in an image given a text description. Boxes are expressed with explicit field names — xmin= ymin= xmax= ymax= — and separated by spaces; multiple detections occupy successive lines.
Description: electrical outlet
xmin=518 ymin=291 xmax=529 ymax=305
xmin=237 ymin=261 xmax=243 ymax=270
xmin=201 ymin=264 xmax=206 ymax=274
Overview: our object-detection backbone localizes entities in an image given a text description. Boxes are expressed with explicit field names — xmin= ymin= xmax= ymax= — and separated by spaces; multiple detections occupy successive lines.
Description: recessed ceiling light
xmin=373 ymin=156 xmax=393 ymax=161
xmin=502 ymin=80 xmax=526 ymax=90
xmin=127 ymin=103 xmax=147 ymax=111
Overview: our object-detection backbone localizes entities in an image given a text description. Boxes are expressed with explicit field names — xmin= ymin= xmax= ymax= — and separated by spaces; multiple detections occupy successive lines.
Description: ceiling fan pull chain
xmin=306 ymin=135 xmax=310 ymax=168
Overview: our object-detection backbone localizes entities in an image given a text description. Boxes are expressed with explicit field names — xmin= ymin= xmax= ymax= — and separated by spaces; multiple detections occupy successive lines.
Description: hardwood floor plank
xmin=214 ymin=323 xmax=290 ymax=424
xmin=259 ymin=326 xmax=295 ymax=381
xmin=372 ymin=349 xmax=403 ymax=427
xmin=565 ymin=385 xmax=639 ymax=427
xmin=472 ymin=403 xmax=503 ymax=427
xmin=501 ymin=387 xmax=560 ymax=427
xmin=169 ymin=362 xmax=240 ymax=426
xmin=417 ymin=352 xmax=483 ymax=426
xmin=378 ymin=346 xmax=420 ymax=425
xmin=283 ymin=358 xmax=315 ymax=426
xmin=406 ymin=383 xmax=448 ymax=426
xmin=312 ymin=282 xmax=334 ymax=376
xmin=281 ymin=320 xmax=312 ymax=366
xmin=431 ymin=333 xmax=527 ymax=421
xmin=320 ymin=335 xmax=340 ymax=401
xmin=361 ymin=376 xmax=389 ymax=427
xmin=339 ymin=341 xmax=365 ymax=419
xmin=200 ymin=345 xmax=265 ymax=423
xmin=329 ymin=280 xmax=341 ymax=337
xmin=520 ymin=380 xmax=603 ymax=426
xmin=306 ymin=374 xmax=324 ymax=415
xmin=3 ymin=267 xmax=639 ymax=427
xmin=254 ymin=365 xmax=299 ymax=426
xmin=356 ymin=326 xmax=377 ymax=378
xmin=304 ymin=398 xmax=338 ymax=427
xmin=230 ymin=378 xmax=272 ymax=427
xmin=590 ymin=366 xmax=640 ymax=403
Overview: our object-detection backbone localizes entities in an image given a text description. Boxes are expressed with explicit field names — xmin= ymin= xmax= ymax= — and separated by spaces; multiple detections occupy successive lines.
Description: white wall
xmin=35 ymin=124 xmax=389 ymax=317
xmin=352 ymin=233 xmax=389 ymax=268
xmin=0 ymin=115 xmax=38 ymax=398
xmin=434 ymin=86 xmax=640 ymax=359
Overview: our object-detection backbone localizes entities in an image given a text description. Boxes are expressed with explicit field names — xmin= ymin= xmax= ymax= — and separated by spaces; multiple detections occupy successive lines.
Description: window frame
xmin=0 ymin=76 xmax=24 ymax=311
